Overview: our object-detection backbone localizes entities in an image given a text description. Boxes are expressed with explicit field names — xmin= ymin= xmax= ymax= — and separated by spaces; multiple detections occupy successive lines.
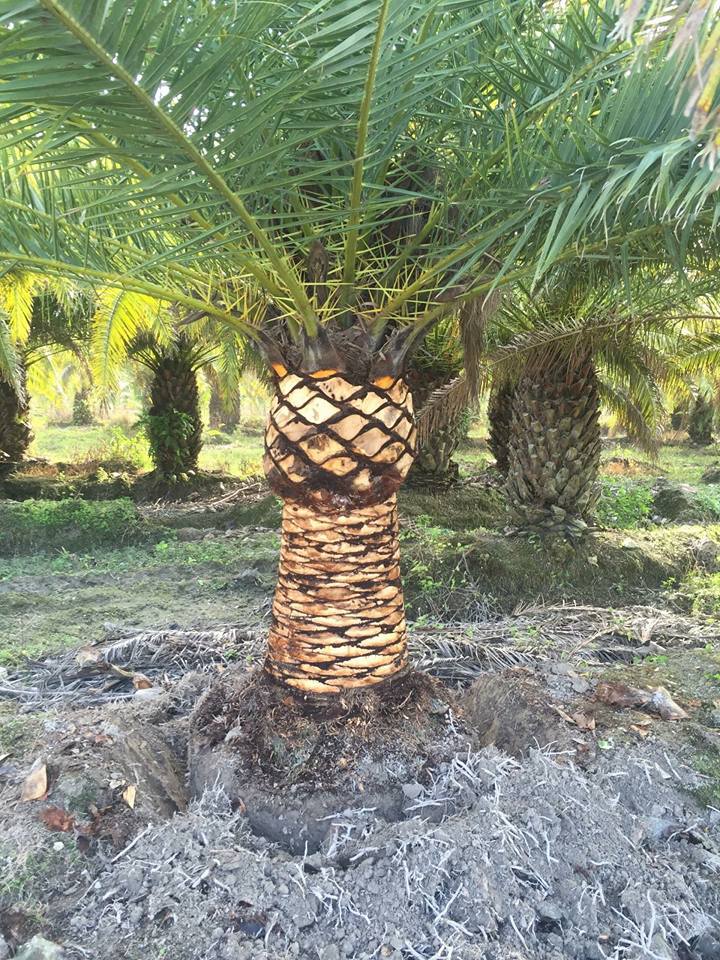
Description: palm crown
xmin=0 ymin=0 xmax=718 ymax=357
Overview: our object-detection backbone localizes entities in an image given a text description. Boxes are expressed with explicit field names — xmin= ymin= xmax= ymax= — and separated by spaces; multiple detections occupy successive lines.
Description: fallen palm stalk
xmin=1 ymin=603 xmax=717 ymax=710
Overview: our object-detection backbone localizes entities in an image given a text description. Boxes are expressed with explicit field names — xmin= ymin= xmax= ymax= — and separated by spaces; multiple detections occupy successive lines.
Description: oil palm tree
xmin=0 ymin=272 xmax=88 ymax=475
xmin=688 ymin=393 xmax=715 ymax=445
xmin=487 ymin=381 xmax=515 ymax=475
xmin=0 ymin=0 xmax=718 ymax=692
xmin=487 ymin=268 xmax=720 ymax=534
xmin=131 ymin=333 xmax=209 ymax=480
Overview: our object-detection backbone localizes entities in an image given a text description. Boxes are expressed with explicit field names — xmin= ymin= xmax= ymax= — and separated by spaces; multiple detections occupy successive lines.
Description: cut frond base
xmin=506 ymin=351 xmax=601 ymax=537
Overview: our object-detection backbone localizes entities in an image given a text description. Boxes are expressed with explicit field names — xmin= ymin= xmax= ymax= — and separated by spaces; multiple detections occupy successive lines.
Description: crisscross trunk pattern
xmin=263 ymin=371 xmax=416 ymax=694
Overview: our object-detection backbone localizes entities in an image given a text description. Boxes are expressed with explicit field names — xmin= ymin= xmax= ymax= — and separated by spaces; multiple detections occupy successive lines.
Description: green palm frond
xmin=0 ymin=0 xmax=717 ymax=340
xmin=0 ymin=307 xmax=21 ymax=393
xmin=90 ymin=288 xmax=167 ymax=394
xmin=0 ymin=269 xmax=37 ymax=344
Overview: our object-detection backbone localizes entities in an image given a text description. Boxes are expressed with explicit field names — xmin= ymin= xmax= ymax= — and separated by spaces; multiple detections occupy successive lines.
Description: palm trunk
xmin=487 ymin=380 xmax=515 ymax=476
xmin=145 ymin=343 xmax=203 ymax=478
xmin=688 ymin=393 xmax=714 ymax=446
xmin=263 ymin=370 xmax=416 ymax=694
xmin=506 ymin=350 xmax=601 ymax=535
xmin=406 ymin=374 xmax=464 ymax=489
xmin=408 ymin=420 xmax=462 ymax=488
xmin=208 ymin=380 xmax=223 ymax=429
xmin=0 ymin=366 xmax=32 ymax=479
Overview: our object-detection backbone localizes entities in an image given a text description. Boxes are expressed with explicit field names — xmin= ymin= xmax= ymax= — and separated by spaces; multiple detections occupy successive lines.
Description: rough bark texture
xmin=688 ymin=394 xmax=714 ymax=446
xmin=506 ymin=351 xmax=601 ymax=535
xmin=146 ymin=347 xmax=203 ymax=477
xmin=0 ymin=369 xmax=32 ymax=479
xmin=408 ymin=420 xmax=462 ymax=488
xmin=487 ymin=380 xmax=515 ymax=476
xmin=263 ymin=371 xmax=416 ymax=693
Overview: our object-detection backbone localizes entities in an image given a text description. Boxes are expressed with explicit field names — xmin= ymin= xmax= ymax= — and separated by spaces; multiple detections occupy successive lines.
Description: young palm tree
xmin=0 ymin=1 xmax=718 ymax=691
xmin=688 ymin=392 xmax=715 ymax=445
xmin=131 ymin=333 xmax=208 ymax=480
xmin=406 ymin=318 xmax=467 ymax=488
xmin=0 ymin=370 xmax=31 ymax=477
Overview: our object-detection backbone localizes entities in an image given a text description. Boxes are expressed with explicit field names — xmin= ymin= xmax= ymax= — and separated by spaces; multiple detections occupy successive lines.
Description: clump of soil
xmin=56 ymin=740 xmax=720 ymax=960
xmin=189 ymin=669 xmax=464 ymax=853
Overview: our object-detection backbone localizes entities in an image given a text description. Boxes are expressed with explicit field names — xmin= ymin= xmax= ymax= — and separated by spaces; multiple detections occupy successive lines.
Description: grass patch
xmin=0 ymin=499 xmax=155 ymax=556
xmin=400 ymin=520 xmax=698 ymax=617
xmin=600 ymin=443 xmax=720 ymax=485
xmin=694 ymin=749 xmax=720 ymax=809
xmin=30 ymin=422 xmax=264 ymax=480
xmin=400 ymin=483 xmax=508 ymax=532
xmin=0 ymin=531 xmax=280 ymax=581
xmin=0 ymin=705 xmax=43 ymax=755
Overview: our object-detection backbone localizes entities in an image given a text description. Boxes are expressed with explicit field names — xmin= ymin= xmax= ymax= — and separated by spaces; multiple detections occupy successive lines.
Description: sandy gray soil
xmin=1 ymin=612 xmax=719 ymax=960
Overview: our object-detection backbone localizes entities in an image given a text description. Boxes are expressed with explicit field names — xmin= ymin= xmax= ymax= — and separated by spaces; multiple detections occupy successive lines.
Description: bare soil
xmin=1 ymin=620 xmax=719 ymax=960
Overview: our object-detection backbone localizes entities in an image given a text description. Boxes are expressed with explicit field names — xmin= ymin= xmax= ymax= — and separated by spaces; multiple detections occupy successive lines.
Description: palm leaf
xmin=0 ymin=307 xmax=22 ymax=393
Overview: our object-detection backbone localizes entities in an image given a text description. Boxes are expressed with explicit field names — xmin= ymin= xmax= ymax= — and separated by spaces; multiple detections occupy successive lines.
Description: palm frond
xmin=0 ymin=308 xmax=22 ymax=393
xmin=90 ymin=288 xmax=167 ymax=395
xmin=415 ymin=376 xmax=471 ymax=449
xmin=0 ymin=269 xmax=37 ymax=344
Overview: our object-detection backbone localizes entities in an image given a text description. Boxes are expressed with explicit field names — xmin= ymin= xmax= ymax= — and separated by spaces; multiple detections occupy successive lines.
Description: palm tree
xmin=0 ymin=272 xmax=88 ymax=475
xmin=0 ymin=1 xmax=718 ymax=692
xmin=0 ymin=371 xmax=31 ymax=477
xmin=89 ymin=286 xmax=255 ymax=479
xmin=487 ymin=381 xmax=515 ymax=476
xmin=688 ymin=392 xmax=715 ymax=445
xmin=487 ymin=268 xmax=720 ymax=534
xmin=131 ymin=333 xmax=208 ymax=480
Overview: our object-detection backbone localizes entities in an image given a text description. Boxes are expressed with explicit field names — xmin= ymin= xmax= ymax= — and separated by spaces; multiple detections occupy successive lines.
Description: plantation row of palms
xmin=1 ymin=0 xmax=719 ymax=691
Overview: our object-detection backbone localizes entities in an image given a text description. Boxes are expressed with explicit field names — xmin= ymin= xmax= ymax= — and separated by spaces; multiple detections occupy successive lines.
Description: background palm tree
xmin=0 ymin=0 xmax=718 ymax=692
xmin=130 ymin=332 xmax=210 ymax=481
xmin=688 ymin=392 xmax=716 ymax=445
xmin=487 ymin=268 xmax=720 ymax=534
xmin=0 ymin=272 xmax=89 ymax=475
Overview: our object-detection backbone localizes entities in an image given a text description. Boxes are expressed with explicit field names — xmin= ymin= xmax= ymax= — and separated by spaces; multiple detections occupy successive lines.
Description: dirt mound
xmin=56 ymin=742 xmax=720 ymax=960
xmin=2 ymin=614 xmax=719 ymax=960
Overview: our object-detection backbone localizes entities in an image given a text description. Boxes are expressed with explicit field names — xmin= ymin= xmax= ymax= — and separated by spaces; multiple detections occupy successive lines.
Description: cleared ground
xmin=1 ymin=433 xmax=719 ymax=959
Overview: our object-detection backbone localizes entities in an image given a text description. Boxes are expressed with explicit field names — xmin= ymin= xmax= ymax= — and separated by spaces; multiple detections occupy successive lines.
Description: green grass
xmin=29 ymin=423 xmax=113 ymax=463
xmin=600 ymin=442 xmax=719 ymax=484
xmin=0 ymin=498 xmax=154 ymax=556
xmin=30 ymin=421 xmax=264 ymax=479
xmin=0 ymin=531 xmax=280 ymax=581
xmin=596 ymin=478 xmax=654 ymax=528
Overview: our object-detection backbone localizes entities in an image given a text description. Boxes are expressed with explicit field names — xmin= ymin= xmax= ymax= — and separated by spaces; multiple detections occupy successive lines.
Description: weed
xmin=693 ymin=748 xmax=720 ymax=809
xmin=596 ymin=479 xmax=653 ymax=529
xmin=84 ymin=425 xmax=149 ymax=471
xmin=0 ymin=707 xmax=42 ymax=753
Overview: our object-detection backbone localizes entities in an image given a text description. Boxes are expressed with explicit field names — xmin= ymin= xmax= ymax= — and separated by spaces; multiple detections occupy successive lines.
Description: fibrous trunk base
xmin=266 ymin=496 xmax=409 ymax=694
xmin=506 ymin=352 xmax=601 ymax=536
xmin=189 ymin=667 xmax=450 ymax=852
xmin=406 ymin=421 xmax=462 ymax=489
